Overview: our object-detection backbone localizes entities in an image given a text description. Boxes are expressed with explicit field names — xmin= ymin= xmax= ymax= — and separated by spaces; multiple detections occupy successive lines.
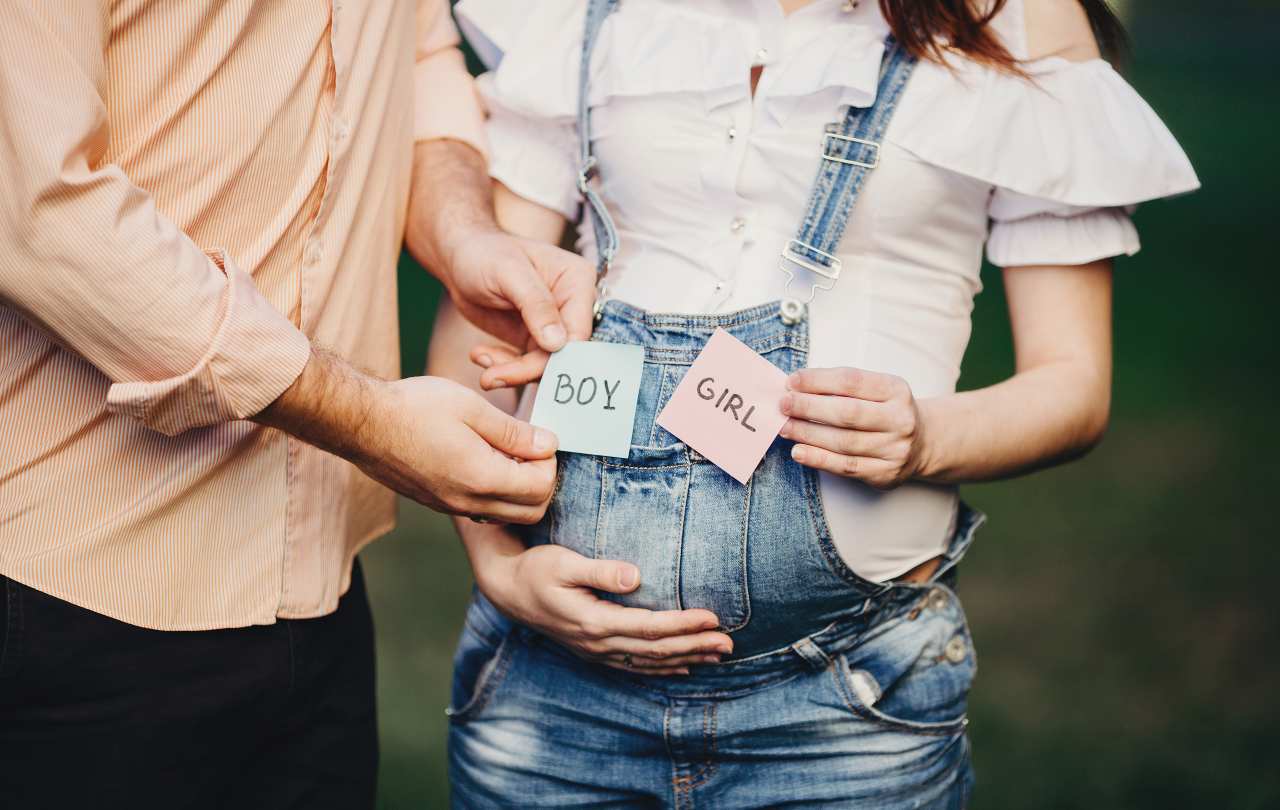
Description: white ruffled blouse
xmin=456 ymin=0 xmax=1200 ymax=581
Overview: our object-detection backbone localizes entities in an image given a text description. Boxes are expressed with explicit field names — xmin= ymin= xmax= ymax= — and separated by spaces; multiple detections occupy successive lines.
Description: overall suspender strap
xmin=779 ymin=38 xmax=917 ymax=321
xmin=577 ymin=0 xmax=622 ymax=283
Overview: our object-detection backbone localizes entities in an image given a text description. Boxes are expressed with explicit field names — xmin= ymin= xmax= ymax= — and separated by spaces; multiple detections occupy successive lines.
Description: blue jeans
xmin=449 ymin=302 xmax=983 ymax=807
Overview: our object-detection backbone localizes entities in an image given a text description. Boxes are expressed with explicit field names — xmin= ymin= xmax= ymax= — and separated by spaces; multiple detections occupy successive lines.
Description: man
xmin=0 ymin=0 xmax=564 ymax=803
xmin=0 ymin=2 xmax=720 ymax=808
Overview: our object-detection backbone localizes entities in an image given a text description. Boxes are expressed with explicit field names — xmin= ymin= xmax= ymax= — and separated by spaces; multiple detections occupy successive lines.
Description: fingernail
xmin=533 ymin=428 xmax=556 ymax=452
xmin=702 ymin=655 xmax=722 ymax=663
xmin=489 ymin=378 xmax=507 ymax=390
xmin=780 ymin=393 xmax=793 ymax=413
xmin=787 ymin=372 xmax=799 ymax=389
xmin=618 ymin=565 xmax=639 ymax=589
xmin=718 ymin=645 xmax=733 ymax=655
xmin=476 ymin=354 xmax=493 ymax=369
xmin=542 ymin=324 xmax=567 ymax=349
xmin=791 ymin=445 xmax=805 ymax=463
xmin=677 ymin=668 xmax=691 ymax=676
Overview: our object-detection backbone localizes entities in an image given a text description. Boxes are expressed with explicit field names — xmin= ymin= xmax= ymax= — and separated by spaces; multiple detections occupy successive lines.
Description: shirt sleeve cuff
xmin=105 ymin=250 xmax=312 ymax=435
xmin=987 ymin=208 xmax=1140 ymax=268
xmin=415 ymin=49 xmax=489 ymax=161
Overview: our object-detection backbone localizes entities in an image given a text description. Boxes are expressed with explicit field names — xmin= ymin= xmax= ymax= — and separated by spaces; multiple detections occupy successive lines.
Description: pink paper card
xmin=656 ymin=328 xmax=789 ymax=484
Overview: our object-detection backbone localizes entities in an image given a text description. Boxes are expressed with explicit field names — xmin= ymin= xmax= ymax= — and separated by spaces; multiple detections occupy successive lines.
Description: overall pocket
xmin=592 ymin=445 xmax=690 ymax=615
xmin=589 ymin=440 xmax=753 ymax=630
xmin=831 ymin=584 xmax=976 ymax=735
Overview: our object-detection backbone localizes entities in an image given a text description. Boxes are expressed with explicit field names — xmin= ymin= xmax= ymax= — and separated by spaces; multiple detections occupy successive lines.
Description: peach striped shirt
xmin=0 ymin=0 xmax=485 ymax=630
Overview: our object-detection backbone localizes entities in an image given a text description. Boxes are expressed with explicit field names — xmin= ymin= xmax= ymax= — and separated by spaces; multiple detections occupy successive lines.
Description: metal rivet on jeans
xmin=944 ymin=636 xmax=967 ymax=664
xmin=929 ymin=589 xmax=948 ymax=612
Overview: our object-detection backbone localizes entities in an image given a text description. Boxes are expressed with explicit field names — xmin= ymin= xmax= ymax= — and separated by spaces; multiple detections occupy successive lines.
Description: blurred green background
xmin=369 ymin=1 xmax=1279 ymax=807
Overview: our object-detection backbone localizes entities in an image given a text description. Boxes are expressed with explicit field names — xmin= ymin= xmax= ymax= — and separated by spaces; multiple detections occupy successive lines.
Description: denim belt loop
xmin=930 ymin=502 xmax=987 ymax=584
xmin=789 ymin=636 xmax=832 ymax=671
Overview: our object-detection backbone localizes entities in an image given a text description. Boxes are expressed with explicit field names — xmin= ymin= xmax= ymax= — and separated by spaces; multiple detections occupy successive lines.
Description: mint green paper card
xmin=530 ymin=341 xmax=644 ymax=458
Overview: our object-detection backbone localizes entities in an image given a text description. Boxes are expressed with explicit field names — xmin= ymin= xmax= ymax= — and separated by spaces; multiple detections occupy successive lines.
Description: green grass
xmin=368 ymin=3 xmax=1280 ymax=806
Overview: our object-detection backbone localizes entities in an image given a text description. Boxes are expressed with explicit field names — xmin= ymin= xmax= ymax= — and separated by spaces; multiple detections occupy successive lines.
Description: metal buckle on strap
xmin=778 ymin=238 xmax=839 ymax=308
xmin=576 ymin=156 xmax=599 ymax=195
xmin=822 ymin=132 xmax=880 ymax=170
xmin=780 ymin=239 xmax=842 ymax=282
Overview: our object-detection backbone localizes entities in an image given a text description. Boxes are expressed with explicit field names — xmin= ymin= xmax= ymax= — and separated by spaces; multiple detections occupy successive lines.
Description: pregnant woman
xmin=431 ymin=0 xmax=1198 ymax=806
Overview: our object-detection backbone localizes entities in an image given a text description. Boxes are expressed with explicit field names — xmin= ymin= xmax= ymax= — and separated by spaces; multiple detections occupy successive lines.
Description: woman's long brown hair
xmin=879 ymin=0 xmax=1128 ymax=70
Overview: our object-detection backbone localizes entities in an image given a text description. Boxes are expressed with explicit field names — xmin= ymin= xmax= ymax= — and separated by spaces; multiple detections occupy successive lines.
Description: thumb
xmin=495 ymin=254 xmax=569 ymax=353
xmin=560 ymin=553 xmax=641 ymax=595
xmin=467 ymin=399 xmax=558 ymax=460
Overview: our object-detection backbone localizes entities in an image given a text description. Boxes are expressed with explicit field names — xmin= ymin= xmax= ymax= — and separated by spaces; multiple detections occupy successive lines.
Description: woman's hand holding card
xmin=780 ymin=367 xmax=933 ymax=490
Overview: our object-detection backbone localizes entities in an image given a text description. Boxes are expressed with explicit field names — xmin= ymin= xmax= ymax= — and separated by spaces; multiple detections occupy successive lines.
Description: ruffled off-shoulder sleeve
xmin=455 ymin=0 xmax=587 ymax=219
xmin=888 ymin=55 xmax=1200 ymax=268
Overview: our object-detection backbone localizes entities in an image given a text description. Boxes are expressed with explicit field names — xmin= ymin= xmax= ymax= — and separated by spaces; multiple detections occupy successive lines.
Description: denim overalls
xmin=449 ymin=2 xmax=984 ymax=805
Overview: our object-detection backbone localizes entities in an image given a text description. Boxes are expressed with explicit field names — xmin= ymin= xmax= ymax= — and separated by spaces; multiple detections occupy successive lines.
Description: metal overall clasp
xmin=778 ymin=239 xmax=843 ymax=325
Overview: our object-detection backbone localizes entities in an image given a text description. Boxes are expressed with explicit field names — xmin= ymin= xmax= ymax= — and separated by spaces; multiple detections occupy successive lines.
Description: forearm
xmin=253 ymin=344 xmax=383 ymax=463
xmin=917 ymin=361 xmax=1111 ymax=484
xmin=915 ymin=260 xmax=1113 ymax=484
xmin=404 ymin=139 xmax=498 ymax=281
xmin=452 ymin=516 xmax=525 ymax=593
xmin=255 ymin=342 xmax=557 ymax=523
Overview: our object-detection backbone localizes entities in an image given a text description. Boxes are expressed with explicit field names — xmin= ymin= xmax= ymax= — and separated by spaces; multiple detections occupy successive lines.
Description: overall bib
xmin=449 ymin=3 xmax=983 ymax=806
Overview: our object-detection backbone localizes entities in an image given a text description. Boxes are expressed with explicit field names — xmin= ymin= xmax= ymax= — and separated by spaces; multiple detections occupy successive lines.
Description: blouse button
xmin=727 ymin=126 xmax=738 ymax=142
xmin=730 ymin=217 xmax=746 ymax=234
xmin=753 ymin=48 xmax=769 ymax=65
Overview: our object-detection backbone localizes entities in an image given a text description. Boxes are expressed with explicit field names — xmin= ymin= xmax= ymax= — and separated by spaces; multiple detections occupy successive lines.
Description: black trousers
xmin=0 ymin=561 xmax=377 ymax=810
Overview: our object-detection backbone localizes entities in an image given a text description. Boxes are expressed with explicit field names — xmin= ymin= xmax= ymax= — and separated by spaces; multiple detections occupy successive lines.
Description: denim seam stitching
xmin=673 ymin=456 xmax=692 ymax=612
xmin=603 ymin=301 xmax=789 ymax=330
xmin=549 ymin=456 xmax=567 ymax=551
xmin=663 ymin=705 xmax=687 ymax=810
xmin=719 ymin=474 xmax=752 ymax=633
xmin=649 ymin=364 xmax=674 ymax=445
xmin=640 ymin=335 xmax=807 ymax=365
xmin=673 ymin=702 xmax=719 ymax=793
xmin=597 ymin=461 xmax=689 ymax=471
xmin=593 ymin=468 xmax=608 ymax=560
xmin=622 ymin=668 xmax=805 ymax=701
